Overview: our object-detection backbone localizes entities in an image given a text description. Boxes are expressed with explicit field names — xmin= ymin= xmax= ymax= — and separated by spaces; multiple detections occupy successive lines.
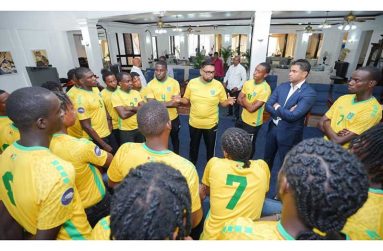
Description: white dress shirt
xmin=223 ymin=64 xmax=247 ymax=91
xmin=130 ymin=66 xmax=147 ymax=87
xmin=273 ymin=80 xmax=305 ymax=125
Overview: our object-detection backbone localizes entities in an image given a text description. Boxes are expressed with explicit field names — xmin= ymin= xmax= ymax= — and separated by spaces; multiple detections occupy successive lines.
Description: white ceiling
xmin=99 ymin=11 xmax=383 ymax=27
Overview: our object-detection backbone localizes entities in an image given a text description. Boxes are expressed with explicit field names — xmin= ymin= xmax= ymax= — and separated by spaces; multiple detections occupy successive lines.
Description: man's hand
xmin=337 ymin=128 xmax=352 ymax=137
xmin=172 ymin=94 xmax=181 ymax=104
xmin=273 ymin=103 xmax=281 ymax=110
xmin=289 ymin=104 xmax=297 ymax=112
xmin=227 ymin=94 xmax=236 ymax=105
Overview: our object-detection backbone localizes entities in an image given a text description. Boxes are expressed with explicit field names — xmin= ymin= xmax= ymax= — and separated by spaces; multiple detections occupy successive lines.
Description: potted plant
xmin=220 ymin=46 xmax=233 ymax=71
xmin=192 ymin=52 xmax=205 ymax=69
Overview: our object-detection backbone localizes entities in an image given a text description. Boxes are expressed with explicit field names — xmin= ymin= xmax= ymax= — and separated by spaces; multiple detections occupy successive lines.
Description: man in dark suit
xmin=264 ymin=59 xmax=316 ymax=176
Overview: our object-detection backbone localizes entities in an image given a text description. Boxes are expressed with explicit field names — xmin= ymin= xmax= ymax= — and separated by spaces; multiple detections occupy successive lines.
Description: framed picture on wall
xmin=0 ymin=51 xmax=17 ymax=75
xmin=32 ymin=49 xmax=50 ymax=67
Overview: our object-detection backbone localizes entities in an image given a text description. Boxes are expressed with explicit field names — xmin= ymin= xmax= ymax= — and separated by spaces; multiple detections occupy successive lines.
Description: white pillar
xmin=249 ymin=11 xmax=272 ymax=76
xmin=344 ymin=29 xmax=365 ymax=78
xmin=78 ymin=19 xmax=105 ymax=85
xmin=293 ymin=31 xmax=309 ymax=60
xmin=318 ymin=29 xmax=345 ymax=68
xmin=103 ymin=24 xmax=119 ymax=66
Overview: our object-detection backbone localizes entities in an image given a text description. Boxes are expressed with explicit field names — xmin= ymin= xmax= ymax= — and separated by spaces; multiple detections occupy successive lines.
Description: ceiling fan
xmin=183 ymin=25 xmax=201 ymax=34
xmin=297 ymin=23 xmax=322 ymax=34
xmin=337 ymin=11 xmax=375 ymax=31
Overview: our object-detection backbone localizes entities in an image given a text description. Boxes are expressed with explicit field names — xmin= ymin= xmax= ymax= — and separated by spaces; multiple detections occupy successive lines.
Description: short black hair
xmin=0 ymin=89 xmax=6 ymax=95
xmin=110 ymin=162 xmax=192 ymax=240
xmin=292 ymin=59 xmax=311 ymax=74
xmin=67 ymin=68 xmax=77 ymax=81
xmin=116 ymin=72 xmax=130 ymax=83
xmin=280 ymin=138 xmax=369 ymax=240
xmin=137 ymin=100 xmax=169 ymax=137
xmin=130 ymin=72 xmax=140 ymax=78
xmin=74 ymin=67 xmax=92 ymax=81
xmin=102 ymin=70 xmax=115 ymax=82
xmin=259 ymin=62 xmax=271 ymax=74
xmin=6 ymin=87 xmax=55 ymax=130
xmin=214 ymin=52 xmax=219 ymax=56
xmin=41 ymin=81 xmax=63 ymax=92
xmin=200 ymin=60 xmax=215 ymax=69
xmin=221 ymin=128 xmax=252 ymax=168
xmin=349 ymin=123 xmax=383 ymax=189
xmin=357 ymin=66 xmax=382 ymax=82
xmin=155 ymin=60 xmax=167 ymax=69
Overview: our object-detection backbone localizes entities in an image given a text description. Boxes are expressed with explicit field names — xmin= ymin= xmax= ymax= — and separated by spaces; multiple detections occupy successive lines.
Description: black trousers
xmin=119 ymin=129 xmax=145 ymax=145
xmin=235 ymin=120 xmax=262 ymax=159
xmin=226 ymin=89 xmax=241 ymax=119
xmin=263 ymin=122 xmax=296 ymax=172
xmin=109 ymin=129 xmax=120 ymax=154
xmin=170 ymin=116 xmax=180 ymax=154
xmin=94 ymin=134 xmax=116 ymax=154
xmin=85 ymin=191 xmax=111 ymax=228
xmin=189 ymin=124 xmax=218 ymax=165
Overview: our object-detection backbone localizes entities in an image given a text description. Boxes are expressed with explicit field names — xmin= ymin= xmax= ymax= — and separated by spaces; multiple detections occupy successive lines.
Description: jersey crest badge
xmin=61 ymin=188 xmax=74 ymax=206
xmin=78 ymin=107 xmax=85 ymax=114
xmin=94 ymin=146 xmax=102 ymax=156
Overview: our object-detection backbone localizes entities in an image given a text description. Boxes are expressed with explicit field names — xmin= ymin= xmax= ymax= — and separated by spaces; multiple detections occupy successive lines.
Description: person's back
xmin=0 ymin=87 xmax=91 ymax=240
xmin=107 ymin=100 xmax=202 ymax=230
xmin=343 ymin=124 xmax=383 ymax=240
xmin=108 ymin=142 xmax=200 ymax=212
xmin=110 ymin=162 xmax=192 ymax=240
xmin=200 ymin=128 xmax=270 ymax=240
xmin=0 ymin=142 xmax=91 ymax=239
xmin=223 ymin=138 xmax=368 ymax=240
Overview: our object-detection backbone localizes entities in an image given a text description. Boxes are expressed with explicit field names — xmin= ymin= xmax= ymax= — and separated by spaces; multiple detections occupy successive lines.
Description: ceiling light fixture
xmin=338 ymin=12 xmax=357 ymax=31
xmin=318 ymin=11 xmax=332 ymax=29
xmin=172 ymin=15 xmax=182 ymax=32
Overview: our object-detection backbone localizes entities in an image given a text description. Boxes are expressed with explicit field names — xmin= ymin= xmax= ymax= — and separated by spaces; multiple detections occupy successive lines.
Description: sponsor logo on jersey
xmin=78 ymin=107 xmax=85 ymax=114
xmin=94 ymin=146 xmax=102 ymax=156
xmin=61 ymin=188 xmax=74 ymax=206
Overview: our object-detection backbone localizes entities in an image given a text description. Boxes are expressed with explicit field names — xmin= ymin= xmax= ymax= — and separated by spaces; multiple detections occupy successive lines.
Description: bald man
xmin=130 ymin=58 xmax=147 ymax=87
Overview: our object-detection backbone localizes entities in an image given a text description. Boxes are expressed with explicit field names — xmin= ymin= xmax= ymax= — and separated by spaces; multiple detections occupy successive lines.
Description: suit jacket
xmin=265 ymin=81 xmax=316 ymax=146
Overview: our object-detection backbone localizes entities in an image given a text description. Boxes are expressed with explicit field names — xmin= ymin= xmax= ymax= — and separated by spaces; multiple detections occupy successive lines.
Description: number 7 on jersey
xmin=226 ymin=174 xmax=247 ymax=210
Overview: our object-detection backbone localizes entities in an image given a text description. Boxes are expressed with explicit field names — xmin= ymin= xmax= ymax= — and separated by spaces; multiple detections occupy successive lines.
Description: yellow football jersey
xmin=0 ymin=122 xmax=20 ymax=153
xmin=140 ymin=86 xmax=149 ymax=102
xmin=343 ymin=188 xmax=383 ymax=240
xmin=50 ymin=133 xmax=108 ymax=209
xmin=111 ymin=89 xmax=142 ymax=131
xmin=0 ymin=116 xmax=12 ymax=132
xmin=184 ymin=78 xmax=227 ymax=129
xmin=325 ymin=94 xmax=382 ymax=148
xmin=200 ymin=157 xmax=270 ymax=240
xmin=66 ymin=86 xmax=84 ymax=138
xmin=220 ymin=219 xmax=289 ymax=240
xmin=91 ymin=215 xmax=111 ymax=240
xmin=146 ymin=77 xmax=180 ymax=120
xmin=0 ymin=142 xmax=92 ymax=239
xmin=101 ymin=88 xmax=119 ymax=130
xmin=107 ymin=143 xmax=201 ymax=213
xmin=69 ymin=86 xmax=111 ymax=139
xmin=240 ymin=80 xmax=271 ymax=127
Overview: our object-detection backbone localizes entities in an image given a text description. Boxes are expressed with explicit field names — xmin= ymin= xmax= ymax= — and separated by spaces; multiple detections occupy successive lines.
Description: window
xmin=169 ymin=35 xmax=182 ymax=59
xmin=306 ymin=33 xmax=323 ymax=59
xmin=188 ymin=34 xmax=199 ymax=57
xmin=267 ymin=34 xmax=296 ymax=57
xmin=231 ymin=34 xmax=248 ymax=55
xmin=116 ymin=33 xmax=141 ymax=70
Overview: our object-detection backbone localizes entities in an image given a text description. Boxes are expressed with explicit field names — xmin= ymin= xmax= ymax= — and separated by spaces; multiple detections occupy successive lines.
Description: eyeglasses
xmin=202 ymin=70 xmax=215 ymax=75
